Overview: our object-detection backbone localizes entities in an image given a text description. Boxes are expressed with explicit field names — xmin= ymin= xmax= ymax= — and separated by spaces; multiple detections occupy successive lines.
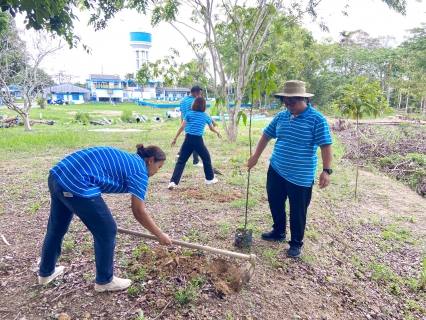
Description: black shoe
xmin=287 ymin=246 xmax=302 ymax=258
xmin=261 ymin=230 xmax=286 ymax=242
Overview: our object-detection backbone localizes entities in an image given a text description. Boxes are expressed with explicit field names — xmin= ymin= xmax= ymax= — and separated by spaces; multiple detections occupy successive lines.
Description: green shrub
xmin=36 ymin=98 xmax=46 ymax=107
xmin=209 ymin=102 xmax=220 ymax=117
xmin=75 ymin=112 xmax=91 ymax=125
xmin=121 ymin=109 xmax=133 ymax=122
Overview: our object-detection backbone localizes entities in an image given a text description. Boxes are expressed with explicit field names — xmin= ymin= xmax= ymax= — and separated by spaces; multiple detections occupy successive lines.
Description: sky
xmin=16 ymin=0 xmax=426 ymax=83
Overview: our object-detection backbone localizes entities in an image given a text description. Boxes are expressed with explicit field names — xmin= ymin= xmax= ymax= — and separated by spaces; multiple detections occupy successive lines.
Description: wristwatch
xmin=323 ymin=169 xmax=333 ymax=174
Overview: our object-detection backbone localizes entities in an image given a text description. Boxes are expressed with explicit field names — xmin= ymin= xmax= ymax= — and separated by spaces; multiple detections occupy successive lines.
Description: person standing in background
xmin=169 ymin=96 xmax=221 ymax=189
xmin=247 ymin=80 xmax=333 ymax=259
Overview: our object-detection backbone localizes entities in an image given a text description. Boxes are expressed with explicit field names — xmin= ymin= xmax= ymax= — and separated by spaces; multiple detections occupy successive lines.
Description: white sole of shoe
xmin=95 ymin=282 xmax=131 ymax=292
xmin=38 ymin=266 xmax=65 ymax=285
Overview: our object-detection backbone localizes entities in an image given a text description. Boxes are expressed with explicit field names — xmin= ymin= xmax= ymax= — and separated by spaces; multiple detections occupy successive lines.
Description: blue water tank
xmin=130 ymin=32 xmax=152 ymax=43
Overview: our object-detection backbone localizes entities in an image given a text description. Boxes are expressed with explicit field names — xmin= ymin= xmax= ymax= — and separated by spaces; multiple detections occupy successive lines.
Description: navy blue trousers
xmin=266 ymin=165 xmax=312 ymax=248
xmin=39 ymin=174 xmax=116 ymax=284
xmin=171 ymin=134 xmax=214 ymax=184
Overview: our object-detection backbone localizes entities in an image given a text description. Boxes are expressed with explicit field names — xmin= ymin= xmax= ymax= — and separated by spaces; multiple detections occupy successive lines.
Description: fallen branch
xmin=119 ymin=302 xmax=139 ymax=320
xmin=391 ymin=158 xmax=413 ymax=172
xmin=51 ymin=287 xmax=79 ymax=302
xmin=152 ymin=299 xmax=172 ymax=320
xmin=1 ymin=233 xmax=10 ymax=246
xmin=29 ymin=120 xmax=55 ymax=125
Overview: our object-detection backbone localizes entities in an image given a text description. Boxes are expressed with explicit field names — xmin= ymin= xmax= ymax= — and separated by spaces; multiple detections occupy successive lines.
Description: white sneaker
xmin=194 ymin=162 xmax=203 ymax=167
xmin=38 ymin=266 xmax=65 ymax=285
xmin=94 ymin=276 xmax=131 ymax=292
xmin=205 ymin=177 xmax=218 ymax=185
xmin=168 ymin=182 xmax=176 ymax=189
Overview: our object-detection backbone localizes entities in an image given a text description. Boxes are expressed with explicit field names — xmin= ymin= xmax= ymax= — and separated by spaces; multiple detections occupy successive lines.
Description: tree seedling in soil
xmin=234 ymin=60 xmax=277 ymax=248
xmin=333 ymin=77 xmax=392 ymax=198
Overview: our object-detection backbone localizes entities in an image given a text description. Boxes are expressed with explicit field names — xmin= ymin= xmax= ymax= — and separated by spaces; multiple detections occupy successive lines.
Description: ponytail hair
xmin=136 ymin=144 xmax=166 ymax=162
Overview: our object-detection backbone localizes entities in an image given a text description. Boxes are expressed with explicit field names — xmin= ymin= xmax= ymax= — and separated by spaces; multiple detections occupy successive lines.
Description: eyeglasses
xmin=280 ymin=97 xmax=300 ymax=106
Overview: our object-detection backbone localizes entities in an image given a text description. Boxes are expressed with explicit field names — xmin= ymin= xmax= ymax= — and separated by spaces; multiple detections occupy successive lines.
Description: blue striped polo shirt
xmin=50 ymin=146 xmax=149 ymax=200
xmin=179 ymin=96 xmax=195 ymax=118
xmin=263 ymin=106 xmax=332 ymax=187
xmin=184 ymin=111 xmax=212 ymax=136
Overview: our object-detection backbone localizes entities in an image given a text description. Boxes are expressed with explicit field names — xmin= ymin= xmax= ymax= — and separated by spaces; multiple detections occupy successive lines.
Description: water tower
xmin=130 ymin=32 xmax=152 ymax=75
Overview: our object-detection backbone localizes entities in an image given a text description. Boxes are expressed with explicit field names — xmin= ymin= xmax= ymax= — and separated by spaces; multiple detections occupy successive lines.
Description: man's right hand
xmin=158 ymin=233 xmax=172 ymax=245
xmin=247 ymin=156 xmax=259 ymax=171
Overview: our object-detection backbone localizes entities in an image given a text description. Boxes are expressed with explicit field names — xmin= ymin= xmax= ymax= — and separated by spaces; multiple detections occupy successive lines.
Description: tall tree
xmin=0 ymin=16 xmax=60 ymax=130
xmin=151 ymin=0 xmax=331 ymax=141
xmin=391 ymin=24 xmax=426 ymax=114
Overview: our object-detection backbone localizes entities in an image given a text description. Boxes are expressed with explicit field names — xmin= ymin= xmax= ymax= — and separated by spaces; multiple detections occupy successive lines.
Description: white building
xmin=87 ymin=74 xmax=124 ymax=102
xmin=44 ymin=83 xmax=90 ymax=104
xmin=86 ymin=31 xmax=190 ymax=102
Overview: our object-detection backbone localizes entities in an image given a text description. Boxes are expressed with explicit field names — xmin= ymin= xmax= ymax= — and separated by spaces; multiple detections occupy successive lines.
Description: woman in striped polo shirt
xmin=168 ymin=96 xmax=222 ymax=189
xmin=247 ymin=80 xmax=333 ymax=259
xmin=38 ymin=144 xmax=172 ymax=292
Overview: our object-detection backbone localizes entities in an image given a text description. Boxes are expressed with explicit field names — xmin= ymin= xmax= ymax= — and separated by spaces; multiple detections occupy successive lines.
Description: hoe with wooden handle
xmin=117 ymin=227 xmax=256 ymax=281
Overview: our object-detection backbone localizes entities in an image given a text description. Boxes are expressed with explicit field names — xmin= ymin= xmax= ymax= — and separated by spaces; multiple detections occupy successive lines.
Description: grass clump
xmin=121 ymin=108 xmax=133 ymax=122
xmin=174 ymin=284 xmax=198 ymax=305
xmin=75 ymin=112 xmax=91 ymax=125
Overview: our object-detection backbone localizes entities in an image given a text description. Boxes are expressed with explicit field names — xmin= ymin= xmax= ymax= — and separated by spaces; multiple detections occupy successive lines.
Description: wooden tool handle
xmin=117 ymin=227 xmax=255 ymax=262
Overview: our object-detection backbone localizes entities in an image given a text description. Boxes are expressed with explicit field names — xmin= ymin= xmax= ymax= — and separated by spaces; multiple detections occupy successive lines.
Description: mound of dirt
xmin=129 ymin=247 xmax=244 ymax=295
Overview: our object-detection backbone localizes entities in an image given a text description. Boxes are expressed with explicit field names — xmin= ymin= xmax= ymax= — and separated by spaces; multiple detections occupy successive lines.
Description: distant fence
xmin=138 ymin=100 xmax=211 ymax=109
xmin=136 ymin=100 xmax=260 ymax=109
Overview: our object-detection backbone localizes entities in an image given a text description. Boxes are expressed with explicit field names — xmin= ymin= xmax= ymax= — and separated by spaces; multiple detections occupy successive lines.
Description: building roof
xmin=44 ymin=83 xmax=90 ymax=93
xmin=89 ymin=74 xmax=121 ymax=80
xmin=156 ymin=87 xmax=190 ymax=92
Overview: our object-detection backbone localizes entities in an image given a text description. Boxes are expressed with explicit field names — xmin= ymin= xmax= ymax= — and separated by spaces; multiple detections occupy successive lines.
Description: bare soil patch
xmin=1 ymin=130 xmax=426 ymax=319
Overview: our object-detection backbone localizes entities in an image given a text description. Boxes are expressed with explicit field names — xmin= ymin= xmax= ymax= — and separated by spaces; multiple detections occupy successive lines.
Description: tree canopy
xmin=0 ymin=0 xmax=409 ymax=48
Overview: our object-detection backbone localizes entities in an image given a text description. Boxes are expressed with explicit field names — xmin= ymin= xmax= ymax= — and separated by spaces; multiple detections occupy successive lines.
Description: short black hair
xmin=190 ymin=85 xmax=203 ymax=93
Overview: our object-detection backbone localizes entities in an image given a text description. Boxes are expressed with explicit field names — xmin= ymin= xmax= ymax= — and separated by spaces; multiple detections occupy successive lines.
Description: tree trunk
xmin=22 ymin=113 xmax=31 ymax=131
xmin=405 ymin=95 xmax=409 ymax=114
xmin=398 ymin=93 xmax=402 ymax=109
xmin=355 ymin=115 xmax=359 ymax=198
xmin=226 ymin=106 xmax=238 ymax=142
xmin=423 ymin=95 xmax=426 ymax=120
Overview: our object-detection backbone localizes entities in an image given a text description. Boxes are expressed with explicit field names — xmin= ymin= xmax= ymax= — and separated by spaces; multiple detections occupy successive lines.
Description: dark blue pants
xmin=39 ymin=174 xmax=117 ymax=284
xmin=266 ymin=165 xmax=312 ymax=248
xmin=171 ymin=134 xmax=214 ymax=184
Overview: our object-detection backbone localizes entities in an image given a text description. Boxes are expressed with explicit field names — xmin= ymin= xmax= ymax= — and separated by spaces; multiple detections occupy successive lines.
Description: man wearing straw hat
xmin=247 ymin=80 xmax=333 ymax=258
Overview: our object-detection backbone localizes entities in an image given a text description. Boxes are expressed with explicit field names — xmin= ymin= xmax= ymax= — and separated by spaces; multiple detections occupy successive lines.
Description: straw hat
xmin=274 ymin=80 xmax=314 ymax=98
